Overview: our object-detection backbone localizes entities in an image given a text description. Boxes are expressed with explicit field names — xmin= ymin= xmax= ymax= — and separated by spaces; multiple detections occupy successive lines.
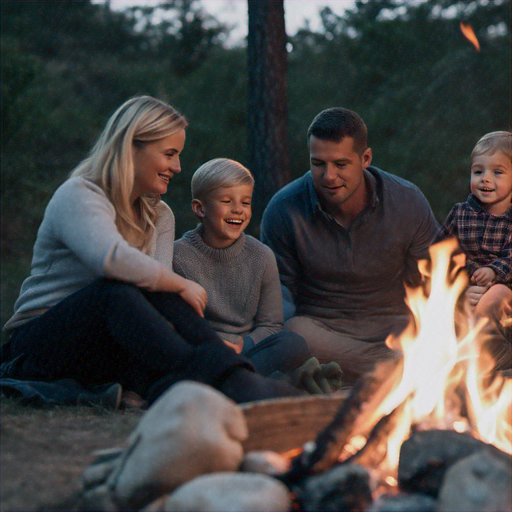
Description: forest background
xmin=1 ymin=0 xmax=511 ymax=330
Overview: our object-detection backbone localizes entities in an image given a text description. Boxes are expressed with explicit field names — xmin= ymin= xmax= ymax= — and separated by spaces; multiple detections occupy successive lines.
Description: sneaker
xmin=78 ymin=382 xmax=122 ymax=410
xmin=101 ymin=383 xmax=123 ymax=409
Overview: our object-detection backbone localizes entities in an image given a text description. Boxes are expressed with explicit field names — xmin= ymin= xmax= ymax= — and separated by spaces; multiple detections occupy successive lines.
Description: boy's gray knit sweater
xmin=173 ymin=226 xmax=283 ymax=347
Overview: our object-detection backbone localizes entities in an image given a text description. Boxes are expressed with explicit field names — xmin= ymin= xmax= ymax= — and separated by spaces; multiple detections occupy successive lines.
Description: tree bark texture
xmin=247 ymin=0 xmax=290 ymax=224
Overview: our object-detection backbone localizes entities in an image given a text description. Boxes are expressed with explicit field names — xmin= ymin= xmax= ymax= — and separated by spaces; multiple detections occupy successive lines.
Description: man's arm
xmin=260 ymin=199 xmax=301 ymax=302
xmin=433 ymin=204 xmax=459 ymax=244
xmin=404 ymin=189 xmax=439 ymax=286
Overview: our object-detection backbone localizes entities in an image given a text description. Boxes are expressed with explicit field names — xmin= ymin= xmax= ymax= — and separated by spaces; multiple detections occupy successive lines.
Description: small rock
xmin=297 ymin=463 xmax=373 ymax=512
xmin=150 ymin=472 xmax=291 ymax=512
xmin=240 ymin=450 xmax=290 ymax=475
xmin=398 ymin=430 xmax=493 ymax=497
xmin=79 ymin=381 xmax=248 ymax=511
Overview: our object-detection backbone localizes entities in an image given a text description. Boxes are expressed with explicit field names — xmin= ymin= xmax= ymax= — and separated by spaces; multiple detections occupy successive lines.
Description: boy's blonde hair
xmin=471 ymin=131 xmax=512 ymax=161
xmin=191 ymin=158 xmax=254 ymax=200
xmin=71 ymin=95 xmax=187 ymax=252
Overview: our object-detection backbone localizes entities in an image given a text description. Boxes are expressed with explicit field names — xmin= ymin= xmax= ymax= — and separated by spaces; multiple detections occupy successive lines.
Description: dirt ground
xmin=0 ymin=390 xmax=351 ymax=511
xmin=0 ymin=397 xmax=144 ymax=512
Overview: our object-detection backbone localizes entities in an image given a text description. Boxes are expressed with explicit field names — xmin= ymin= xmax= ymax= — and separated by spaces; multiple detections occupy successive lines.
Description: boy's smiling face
xmin=470 ymin=150 xmax=512 ymax=215
xmin=192 ymin=184 xmax=253 ymax=248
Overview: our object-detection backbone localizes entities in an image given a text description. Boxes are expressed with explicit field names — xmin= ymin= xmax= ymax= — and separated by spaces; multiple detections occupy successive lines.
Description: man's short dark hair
xmin=307 ymin=107 xmax=368 ymax=155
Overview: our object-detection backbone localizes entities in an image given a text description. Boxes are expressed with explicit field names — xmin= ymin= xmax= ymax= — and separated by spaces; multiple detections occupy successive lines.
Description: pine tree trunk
xmin=247 ymin=0 xmax=290 ymax=227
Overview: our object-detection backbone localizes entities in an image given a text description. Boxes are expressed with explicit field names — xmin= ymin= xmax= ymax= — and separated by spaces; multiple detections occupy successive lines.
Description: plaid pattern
xmin=436 ymin=194 xmax=511 ymax=286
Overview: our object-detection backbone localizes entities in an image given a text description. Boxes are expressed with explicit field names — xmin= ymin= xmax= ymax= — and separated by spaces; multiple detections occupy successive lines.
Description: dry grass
xmin=0 ymin=398 xmax=143 ymax=511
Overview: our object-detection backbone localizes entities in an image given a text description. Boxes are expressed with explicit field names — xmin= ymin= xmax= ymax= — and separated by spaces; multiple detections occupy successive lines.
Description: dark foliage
xmin=1 ymin=0 xmax=510 ymax=328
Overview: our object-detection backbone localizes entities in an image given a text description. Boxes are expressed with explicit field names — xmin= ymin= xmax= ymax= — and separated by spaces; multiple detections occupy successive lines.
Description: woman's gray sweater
xmin=4 ymin=177 xmax=175 ymax=330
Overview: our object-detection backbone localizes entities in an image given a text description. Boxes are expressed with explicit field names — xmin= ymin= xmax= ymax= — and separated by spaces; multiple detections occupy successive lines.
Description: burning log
xmin=263 ymin=240 xmax=509 ymax=510
xmin=343 ymin=403 xmax=406 ymax=470
xmin=281 ymin=359 xmax=401 ymax=484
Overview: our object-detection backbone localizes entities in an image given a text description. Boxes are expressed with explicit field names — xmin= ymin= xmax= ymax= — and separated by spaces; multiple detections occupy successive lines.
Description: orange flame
xmin=345 ymin=238 xmax=510 ymax=479
xmin=460 ymin=22 xmax=480 ymax=51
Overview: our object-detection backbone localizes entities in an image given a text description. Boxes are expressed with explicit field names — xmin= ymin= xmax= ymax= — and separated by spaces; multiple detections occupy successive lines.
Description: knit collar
xmin=183 ymin=225 xmax=246 ymax=263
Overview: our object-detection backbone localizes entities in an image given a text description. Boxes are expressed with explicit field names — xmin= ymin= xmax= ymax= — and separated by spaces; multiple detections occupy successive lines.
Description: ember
xmin=460 ymin=22 xmax=481 ymax=51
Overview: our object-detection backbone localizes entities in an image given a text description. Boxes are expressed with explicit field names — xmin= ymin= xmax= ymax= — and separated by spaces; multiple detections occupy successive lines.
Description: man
xmin=260 ymin=107 xmax=438 ymax=382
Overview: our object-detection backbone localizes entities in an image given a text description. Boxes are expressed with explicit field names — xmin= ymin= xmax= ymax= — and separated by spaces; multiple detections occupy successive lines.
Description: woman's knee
xmin=87 ymin=278 xmax=144 ymax=304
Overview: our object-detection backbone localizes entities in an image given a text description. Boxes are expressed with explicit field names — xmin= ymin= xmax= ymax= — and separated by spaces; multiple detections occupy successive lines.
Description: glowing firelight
xmin=344 ymin=238 xmax=511 ymax=477
xmin=460 ymin=22 xmax=481 ymax=51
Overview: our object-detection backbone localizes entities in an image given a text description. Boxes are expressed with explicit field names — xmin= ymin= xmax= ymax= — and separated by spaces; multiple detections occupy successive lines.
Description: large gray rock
xmin=145 ymin=473 xmax=291 ymax=512
xmin=398 ymin=430 xmax=493 ymax=497
xmin=79 ymin=381 xmax=248 ymax=511
xmin=438 ymin=448 xmax=512 ymax=512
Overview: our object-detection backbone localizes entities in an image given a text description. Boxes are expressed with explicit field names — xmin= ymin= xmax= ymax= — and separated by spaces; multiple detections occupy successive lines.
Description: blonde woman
xmin=2 ymin=96 xmax=300 ymax=406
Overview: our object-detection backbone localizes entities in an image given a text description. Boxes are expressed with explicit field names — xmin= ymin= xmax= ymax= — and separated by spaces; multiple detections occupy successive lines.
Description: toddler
xmin=436 ymin=131 xmax=511 ymax=370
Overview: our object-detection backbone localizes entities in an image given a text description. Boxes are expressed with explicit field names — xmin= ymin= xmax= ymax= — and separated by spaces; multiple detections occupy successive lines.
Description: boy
xmin=436 ymin=131 xmax=511 ymax=369
xmin=173 ymin=158 xmax=343 ymax=393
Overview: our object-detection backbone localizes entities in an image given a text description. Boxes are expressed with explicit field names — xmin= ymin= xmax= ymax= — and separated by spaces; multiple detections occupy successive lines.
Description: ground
xmin=0 ymin=398 xmax=143 ymax=511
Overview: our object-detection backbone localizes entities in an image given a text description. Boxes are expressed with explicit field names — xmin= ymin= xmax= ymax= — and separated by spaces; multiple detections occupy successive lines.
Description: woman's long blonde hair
xmin=70 ymin=95 xmax=188 ymax=252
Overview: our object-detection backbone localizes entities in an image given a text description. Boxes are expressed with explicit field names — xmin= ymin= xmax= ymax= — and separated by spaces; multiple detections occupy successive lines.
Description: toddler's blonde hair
xmin=471 ymin=131 xmax=512 ymax=161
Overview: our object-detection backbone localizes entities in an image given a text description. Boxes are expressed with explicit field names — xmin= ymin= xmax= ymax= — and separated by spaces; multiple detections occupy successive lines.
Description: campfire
xmin=77 ymin=238 xmax=510 ymax=512
xmin=274 ymin=238 xmax=511 ymax=509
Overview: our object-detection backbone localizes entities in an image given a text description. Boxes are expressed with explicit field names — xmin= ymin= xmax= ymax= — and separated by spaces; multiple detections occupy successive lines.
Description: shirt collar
xmin=307 ymin=167 xmax=380 ymax=216
xmin=467 ymin=193 xmax=485 ymax=212
xmin=467 ymin=193 xmax=512 ymax=218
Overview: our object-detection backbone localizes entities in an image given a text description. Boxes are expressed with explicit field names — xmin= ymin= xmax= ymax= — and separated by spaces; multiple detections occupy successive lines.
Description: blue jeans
xmin=244 ymin=330 xmax=312 ymax=377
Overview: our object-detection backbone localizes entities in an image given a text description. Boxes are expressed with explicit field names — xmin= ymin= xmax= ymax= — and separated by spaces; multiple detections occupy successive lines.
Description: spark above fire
xmin=460 ymin=22 xmax=481 ymax=52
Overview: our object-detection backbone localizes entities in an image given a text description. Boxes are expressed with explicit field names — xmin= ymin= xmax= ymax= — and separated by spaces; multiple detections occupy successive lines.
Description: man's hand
xmin=472 ymin=267 xmax=495 ymax=287
xmin=178 ymin=279 xmax=207 ymax=317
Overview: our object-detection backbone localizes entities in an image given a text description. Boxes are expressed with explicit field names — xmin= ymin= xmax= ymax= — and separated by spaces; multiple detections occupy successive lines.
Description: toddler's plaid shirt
xmin=436 ymin=194 xmax=511 ymax=285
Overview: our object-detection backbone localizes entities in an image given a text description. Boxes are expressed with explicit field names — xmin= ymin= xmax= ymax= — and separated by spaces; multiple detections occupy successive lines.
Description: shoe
xmin=98 ymin=382 xmax=123 ymax=409
xmin=78 ymin=382 xmax=122 ymax=410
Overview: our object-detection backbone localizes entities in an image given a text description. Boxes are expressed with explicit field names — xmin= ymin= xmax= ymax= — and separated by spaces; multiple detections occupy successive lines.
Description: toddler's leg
xmin=475 ymin=284 xmax=512 ymax=371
